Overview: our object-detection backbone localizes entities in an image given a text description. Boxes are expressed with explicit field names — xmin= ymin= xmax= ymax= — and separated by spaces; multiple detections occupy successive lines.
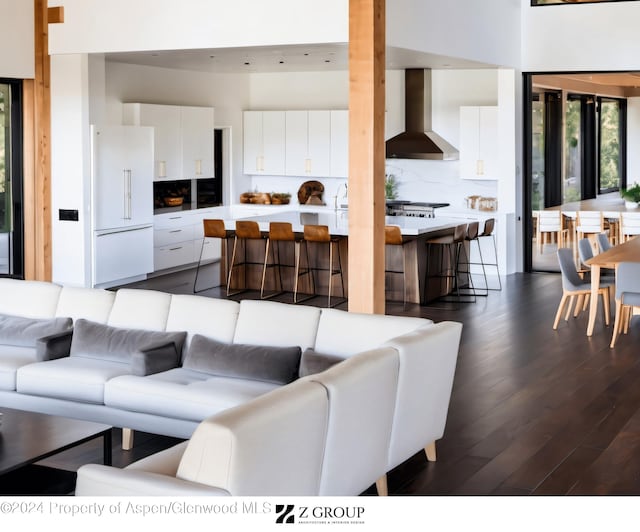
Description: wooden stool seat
xmin=193 ymin=219 xmax=233 ymax=293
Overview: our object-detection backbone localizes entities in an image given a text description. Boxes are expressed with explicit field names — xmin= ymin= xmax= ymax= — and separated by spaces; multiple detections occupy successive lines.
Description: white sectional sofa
xmin=0 ymin=278 xmax=463 ymax=496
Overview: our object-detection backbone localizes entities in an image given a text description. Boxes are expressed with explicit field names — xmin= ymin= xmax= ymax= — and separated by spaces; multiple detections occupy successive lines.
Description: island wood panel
xmin=221 ymin=226 xmax=457 ymax=304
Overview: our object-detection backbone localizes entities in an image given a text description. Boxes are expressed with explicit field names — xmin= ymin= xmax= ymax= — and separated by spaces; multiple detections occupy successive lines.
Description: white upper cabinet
xmin=244 ymin=109 xmax=347 ymax=178
xmin=459 ymin=106 xmax=499 ymax=180
xmin=243 ymin=110 xmax=286 ymax=175
xmin=123 ymin=103 xmax=214 ymax=181
xmin=181 ymin=106 xmax=215 ymax=179
xmin=285 ymin=110 xmax=331 ymax=177
xmin=330 ymin=110 xmax=349 ymax=178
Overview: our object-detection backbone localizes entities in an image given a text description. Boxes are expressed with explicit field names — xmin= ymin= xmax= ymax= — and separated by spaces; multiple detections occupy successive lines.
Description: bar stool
xmin=424 ymin=223 xmax=474 ymax=306
xmin=385 ymin=225 xmax=407 ymax=305
xmin=260 ymin=222 xmax=302 ymax=300
xmin=295 ymin=224 xmax=345 ymax=308
xmin=459 ymin=221 xmax=482 ymax=297
xmin=193 ymin=219 xmax=233 ymax=293
xmin=468 ymin=218 xmax=502 ymax=293
xmin=227 ymin=220 xmax=266 ymax=297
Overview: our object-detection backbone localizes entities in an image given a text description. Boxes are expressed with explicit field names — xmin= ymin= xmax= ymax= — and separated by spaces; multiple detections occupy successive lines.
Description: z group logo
xmin=275 ymin=505 xmax=296 ymax=524
xmin=274 ymin=504 xmax=366 ymax=525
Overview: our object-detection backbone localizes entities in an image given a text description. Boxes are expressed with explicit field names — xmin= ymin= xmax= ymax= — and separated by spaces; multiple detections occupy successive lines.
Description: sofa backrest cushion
xmin=233 ymin=300 xmax=320 ymax=351
xmin=55 ymin=286 xmax=116 ymax=324
xmin=0 ymin=279 xmax=62 ymax=319
xmin=314 ymin=308 xmax=432 ymax=357
xmin=165 ymin=295 xmax=240 ymax=352
xmin=183 ymin=334 xmax=301 ymax=385
xmin=0 ymin=314 xmax=72 ymax=347
xmin=383 ymin=321 xmax=462 ymax=472
xmin=70 ymin=319 xmax=187 ymax=365
xmin=107 ymin=289 xmax=172 ymax=331
xmin=177 ymin=378 xmax=328 ymax=496
xmin=309 ymin=347 xmax=399 ymax=496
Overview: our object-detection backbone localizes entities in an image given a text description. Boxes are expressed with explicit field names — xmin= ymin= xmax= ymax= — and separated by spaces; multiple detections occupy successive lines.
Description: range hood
xmin=386 ymin=69 xmax=459 ymax=160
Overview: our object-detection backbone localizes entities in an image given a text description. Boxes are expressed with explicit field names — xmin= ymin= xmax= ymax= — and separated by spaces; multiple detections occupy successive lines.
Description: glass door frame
xmin=0 ymin=78 xmax=24 ymax=278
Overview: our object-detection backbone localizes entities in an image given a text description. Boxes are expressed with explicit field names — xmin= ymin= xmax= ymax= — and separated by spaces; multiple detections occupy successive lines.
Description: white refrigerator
xmin=91 ymin=125 xmax=154 ymax=287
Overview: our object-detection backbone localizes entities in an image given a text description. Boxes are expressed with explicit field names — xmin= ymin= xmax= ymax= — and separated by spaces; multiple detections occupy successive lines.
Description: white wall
xmin=522 ymin=0 xmax=640 ymax=71
xmin=48 ymin=0 xmax=347 ymax=55
xmin=50 ymin=54 xmax=92 ymax=287
xmin=388 ymin=0 xmax=522 ymax=69
xmin=0 ymin=0 xmax=34 ymax=78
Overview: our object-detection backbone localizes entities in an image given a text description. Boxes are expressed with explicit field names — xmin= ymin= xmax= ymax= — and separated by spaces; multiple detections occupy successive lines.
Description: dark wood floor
xmin=40 ymin=264 xmax=640 ymax=495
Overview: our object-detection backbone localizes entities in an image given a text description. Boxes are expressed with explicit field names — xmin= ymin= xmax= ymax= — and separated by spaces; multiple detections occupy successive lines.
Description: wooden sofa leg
xmin=122 ymin=428 xmax=134 ymax=450
xmin=425 ymin=441 xmax=437 ymax=462
xmin=375 ymin=475 xmax=388 ymax=496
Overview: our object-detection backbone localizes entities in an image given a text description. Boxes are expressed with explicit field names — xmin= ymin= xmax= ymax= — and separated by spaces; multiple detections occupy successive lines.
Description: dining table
xmin=584 ymin=235 xmax=640 ymax=336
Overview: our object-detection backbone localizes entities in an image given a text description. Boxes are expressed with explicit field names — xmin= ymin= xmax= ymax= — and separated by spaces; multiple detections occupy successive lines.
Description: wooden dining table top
xmin=585 ymin=235 xmax=640 ymax=269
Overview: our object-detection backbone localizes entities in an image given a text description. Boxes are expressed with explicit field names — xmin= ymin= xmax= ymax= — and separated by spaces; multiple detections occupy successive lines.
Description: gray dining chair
xmin=597 ymin=232 xmax=612 ymax=252
xmin=610 ymin=262 xmax=640 ymax=348
xmin=553 ymin=248 xmax=613 ymax=330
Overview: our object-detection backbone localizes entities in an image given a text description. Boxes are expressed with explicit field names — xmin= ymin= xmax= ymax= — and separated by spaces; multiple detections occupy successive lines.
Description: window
xmin=532 ymin=0 xmax=635 ymax=6
xmin=598 ymin=97 xmax=625 ymax=194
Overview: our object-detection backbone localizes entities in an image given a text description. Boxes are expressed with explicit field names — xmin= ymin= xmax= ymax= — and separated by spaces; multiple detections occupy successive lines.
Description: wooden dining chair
xmin=536 ymin=210 xmax=568 ymax=254
xmin=619 ymin=212 xmax=640 ymax=243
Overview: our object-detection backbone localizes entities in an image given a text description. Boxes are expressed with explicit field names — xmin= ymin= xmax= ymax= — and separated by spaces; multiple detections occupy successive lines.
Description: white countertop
xmin=198 ymin=204 xmax=471 ymax=236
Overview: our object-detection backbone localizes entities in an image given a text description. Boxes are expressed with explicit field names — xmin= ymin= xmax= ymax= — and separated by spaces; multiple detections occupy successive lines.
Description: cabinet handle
xmin=169 ymin=230 xmax=182 ymax=233
xmin=169 ymin=247 xmax=182 ymax=251
xmin=476 ymin=159 xmax=485 ymax=176
xmin=195 ymin=159 xmax=202 ymax=176
xmin=169 ymin=216 xmax=182 ymax=220
xmin=305 ymin=158 xmax=312 ymax=174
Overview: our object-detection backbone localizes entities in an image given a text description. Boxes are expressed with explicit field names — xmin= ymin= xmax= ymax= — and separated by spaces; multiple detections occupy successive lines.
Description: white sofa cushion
xmin=55 ymin=286 xmax=116 ymax=324
xmin=315 ymin=308 xmax=432 ymax=357
xmin=383 ymin=321 xmax=462 ymax=471
xmin=176 ymin=378 xmax=329 ymax=495
xmin=309 ymin=347 xmax=399 ymax=495
xmin=165 ymin=295 xmax=240 ymax=350
xmin=0 ymin=346 xmax=37 ymax=391
xmin=0 ymin=279 xmax=62 ymax=319
xmin=16 ymin=357 xmax=132 ymax=404
xmin=104 ymin=369 xmax=280 ymax=422
xmin=107 ymin=289 xmax=172 ymax=331
xmin=233 ymin=299 xmax=321 ymax=350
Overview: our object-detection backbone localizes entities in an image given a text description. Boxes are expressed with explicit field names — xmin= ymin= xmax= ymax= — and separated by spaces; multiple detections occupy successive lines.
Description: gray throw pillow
xmin=298 ymin=348 xmax=344 ymax=377
xmin=183 ymin=334 xmax=302 ymax=385
xmin=70 ymin=319 xmax=187 ymax=365
xmin=0 ymin=314 xmax=73 ymax=347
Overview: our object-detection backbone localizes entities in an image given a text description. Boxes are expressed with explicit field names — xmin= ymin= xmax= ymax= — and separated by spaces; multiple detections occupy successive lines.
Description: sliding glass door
xmin=525 ymin=74 xmax=627 ymax=272
xmin=0 ymin=79 xmax=23 ymax=277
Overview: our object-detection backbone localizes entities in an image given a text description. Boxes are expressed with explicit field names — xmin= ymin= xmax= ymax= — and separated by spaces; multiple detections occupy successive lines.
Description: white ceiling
xmin=104 ymin=44 xmax=495 ymax=74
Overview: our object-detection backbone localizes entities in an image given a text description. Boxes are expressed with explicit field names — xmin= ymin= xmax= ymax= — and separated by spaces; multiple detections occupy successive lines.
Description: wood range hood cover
xmin=385 ymin=69 xmax=459 ymax=161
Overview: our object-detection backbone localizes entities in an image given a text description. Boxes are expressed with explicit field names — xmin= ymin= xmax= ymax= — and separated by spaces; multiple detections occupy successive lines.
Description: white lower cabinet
xmin=154 ymin=242 xmax=196 ymax=271
xmin=153 ymin=210 xmax=222 ymax=272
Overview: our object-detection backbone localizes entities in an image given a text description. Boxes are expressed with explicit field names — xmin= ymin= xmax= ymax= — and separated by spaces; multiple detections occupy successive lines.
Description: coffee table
xmin=0 ymin=408 xmax=112 ymax=495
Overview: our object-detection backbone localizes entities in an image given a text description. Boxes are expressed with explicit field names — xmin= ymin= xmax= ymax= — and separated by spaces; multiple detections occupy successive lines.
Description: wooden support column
xmin=348 ymin=0 xmax=386 ymax=315
xmin=24 ymin=0 xmax=58 ymax=280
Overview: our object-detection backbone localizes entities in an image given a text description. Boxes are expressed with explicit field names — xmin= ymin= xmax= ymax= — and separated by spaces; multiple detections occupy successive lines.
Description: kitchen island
xmin=198 ymin=204 xmax=474 ymax=304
